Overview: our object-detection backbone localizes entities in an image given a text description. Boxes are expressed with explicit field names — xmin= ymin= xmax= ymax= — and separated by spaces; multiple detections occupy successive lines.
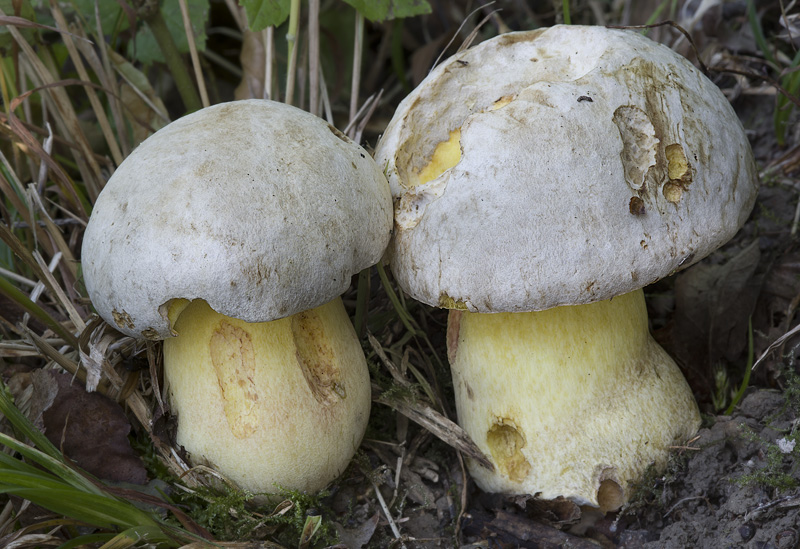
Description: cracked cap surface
xmin=375 ymin=25 xmax=758 ymax=313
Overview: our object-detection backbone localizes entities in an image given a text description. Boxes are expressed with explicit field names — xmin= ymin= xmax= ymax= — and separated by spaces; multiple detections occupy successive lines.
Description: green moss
xmin=734 ymin=429 xmax=798 ymax=492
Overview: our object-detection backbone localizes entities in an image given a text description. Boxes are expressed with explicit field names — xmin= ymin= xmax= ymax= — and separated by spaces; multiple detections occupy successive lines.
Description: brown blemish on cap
xmin=613 ymin=105 xmax=659 ymax=191
xmin=327 ymin=124 xmax=351 ymax=143
xmin=209 ymin=320 xmax=259 ymax=439
xmin=439 ymin=292 xmax=468 ymax=310
xmin=112 ymin=309 xmax=135 ymax=331
xmin=292 ymin=309 xmax=345 ymax=406
xmin=629 ymin=196 xmax=646 ymax=216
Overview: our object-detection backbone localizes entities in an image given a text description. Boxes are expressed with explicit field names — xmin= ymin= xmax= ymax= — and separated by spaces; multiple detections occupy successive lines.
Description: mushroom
xmin=374 ymin=26 xmax=758 ymax=510
xmin=82 ymin=99 xmax=393 ymax=493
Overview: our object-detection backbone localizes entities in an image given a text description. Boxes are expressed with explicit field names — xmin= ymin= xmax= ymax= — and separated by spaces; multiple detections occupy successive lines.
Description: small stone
xmin=738 ymin=523 xmax=756 ymax=541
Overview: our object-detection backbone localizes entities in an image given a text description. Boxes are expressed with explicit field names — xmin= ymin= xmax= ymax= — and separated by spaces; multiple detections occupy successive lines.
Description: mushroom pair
xmin=375 ymin=26 xmax=758 ymax=509
xmin=82 ymin=100 xmax=392 ymax=493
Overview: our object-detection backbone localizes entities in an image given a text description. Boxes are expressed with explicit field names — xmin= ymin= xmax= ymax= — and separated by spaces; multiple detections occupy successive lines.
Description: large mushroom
xmin=82 ymin=99 xmax=393 ymax=493
xmin=375 ymin=26 xmax=758 ymax=510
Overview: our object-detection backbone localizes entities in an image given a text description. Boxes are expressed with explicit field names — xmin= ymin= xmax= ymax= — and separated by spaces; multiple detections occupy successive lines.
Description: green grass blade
xmin=0 ymin=487 xmax=160 ymax=531
xmin=98 ymin=525 xmax=179 ymax=548
xmin=58 ymin=533 xmax=118 ymax=549
xmin=726 ymin=317 xmax=754 ymax=415
xmin=746 ymin=0 xmax=777 ymax=67
xmin=375 ymin=262 xmax=418 ymax=335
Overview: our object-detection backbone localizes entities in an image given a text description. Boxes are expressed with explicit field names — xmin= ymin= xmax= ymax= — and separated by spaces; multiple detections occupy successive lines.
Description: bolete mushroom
xmin=374 ymin=26 xmax=758 ymax=510
xmin=82 ymin=99 xmax=393 ymax=493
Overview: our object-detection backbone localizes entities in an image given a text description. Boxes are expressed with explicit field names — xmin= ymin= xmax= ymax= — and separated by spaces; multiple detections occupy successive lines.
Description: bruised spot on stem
xmin=209 ymin=320 xmax=259 ymax=438
xmin=487 ymin=420 xmax=531 ymax=483
xmin=292 ymin=310 xmax=345 ymax=406
xmin=447 ymin=310 xmax=463 ymax=365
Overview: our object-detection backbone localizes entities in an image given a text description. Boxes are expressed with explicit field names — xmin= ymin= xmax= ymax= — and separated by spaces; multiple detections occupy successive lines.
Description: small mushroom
xmin=375 ymin=26 xmax=758 ymax=510
xmin=82 ymin=99 xmax=393 ymax=493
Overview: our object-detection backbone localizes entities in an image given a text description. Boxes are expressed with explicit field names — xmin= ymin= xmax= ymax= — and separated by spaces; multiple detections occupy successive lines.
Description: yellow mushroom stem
xmin=163 ymin=297 xmax=371 ymax=494
xmin=447 ymin=288 xmax=700 ymax=511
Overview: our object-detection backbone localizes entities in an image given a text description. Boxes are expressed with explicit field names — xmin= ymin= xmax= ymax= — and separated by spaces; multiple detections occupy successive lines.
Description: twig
xmin=606 ymin=21 xmax=709 ymax=74
xmin=431 ymin=2 xmax=496 ymax=73
xmin=744 ymin=494 xmax=800 ymax=521
xmin=370 ymin=476 xmax=404 ymax=544
xmin=664 ymin=495 xmax=708 ymax=517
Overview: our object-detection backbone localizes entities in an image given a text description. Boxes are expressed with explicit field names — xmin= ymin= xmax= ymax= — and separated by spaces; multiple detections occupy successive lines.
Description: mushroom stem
xmin=163 ymin=296 xmax=371 ymax=493
xmin=447 ymin=288 xmax=700 ymax=510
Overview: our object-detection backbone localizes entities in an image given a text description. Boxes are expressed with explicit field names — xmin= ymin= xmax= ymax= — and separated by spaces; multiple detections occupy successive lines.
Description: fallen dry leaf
xmin=32 ymin=369 xmax=148 ymax=484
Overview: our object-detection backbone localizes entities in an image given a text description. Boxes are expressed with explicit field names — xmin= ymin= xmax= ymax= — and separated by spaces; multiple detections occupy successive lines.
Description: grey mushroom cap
xmin=83 ymin=99 xmax=393 ymax=339
xmin=375 ymin=26 xmax=758 ymax=313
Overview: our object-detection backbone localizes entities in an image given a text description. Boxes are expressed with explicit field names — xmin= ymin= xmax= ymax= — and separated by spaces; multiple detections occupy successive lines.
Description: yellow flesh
xmin=449 ymin=289 xmax=700 ymax=510
xmin=415 ymin=128 xmax=462 ymax=186
xmin=163 ymin=297 xmax=371 ymax=494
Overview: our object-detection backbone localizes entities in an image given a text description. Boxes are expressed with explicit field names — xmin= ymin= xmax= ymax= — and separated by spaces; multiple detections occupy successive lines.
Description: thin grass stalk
xmin=31 ymin=250 xmax=84 ymax=332
xmin=108 ymin=50 xmax=171 ymax=125
xmin=349 ymin=12 xmax=364 ymax=128
xmin=0 ymin=153 xmax=47 ymax=245
xmin=178 ymin=0 xmax=210 ymax=109
xmin=0 ymin=222 xmax=73 ymax=321
xmin=726 ymin=318 xmax=754 ymax=414
xmin=308 ymin=0 xmax=320 ymax=116
xmin=285 ymin=0 xmax=301 ymax=105
xmin=264 ymin=26 xmax=275 ymax=100
xmin=49 ymin=2 xmax=123 ymax=166
xmin=318 ymin=64 xmax=334 ymax=124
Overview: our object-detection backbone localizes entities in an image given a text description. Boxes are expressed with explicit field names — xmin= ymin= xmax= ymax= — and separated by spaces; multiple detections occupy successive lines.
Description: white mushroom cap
xmin=375 ymin=26 xmax=758 ymax=313
xmin=83 ymin=99 xmax=393 ymax=338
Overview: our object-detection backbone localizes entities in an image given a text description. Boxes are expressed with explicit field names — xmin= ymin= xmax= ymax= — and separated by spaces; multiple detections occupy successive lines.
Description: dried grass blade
xmin=5 ymin=103 xmax=88 ymax=218
xmin=23 ymin=328 xmax=101 ymax=391
xmin=108 ymin=50 xmax=170 ymax=126
xmin=49 ymin=2 xmax=123 ymax=166
xmin=0 ymin=15 xmax=90 ymax=42
xmin=0 ymin=222 xmax=71 ymax=312
xmin=1 ymin=5 xmax=103 ymax=201
xmin=376 ymin=392 xmax=494 ymax=471
xmin=31 ymin=250 xmax=84 ymax=333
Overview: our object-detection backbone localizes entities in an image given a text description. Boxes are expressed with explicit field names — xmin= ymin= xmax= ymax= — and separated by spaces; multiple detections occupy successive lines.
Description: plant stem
xmin=137 ymin=1 xmax=202 ymax=113
xmin=285 ymin=0 xmax=301 ymax=105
